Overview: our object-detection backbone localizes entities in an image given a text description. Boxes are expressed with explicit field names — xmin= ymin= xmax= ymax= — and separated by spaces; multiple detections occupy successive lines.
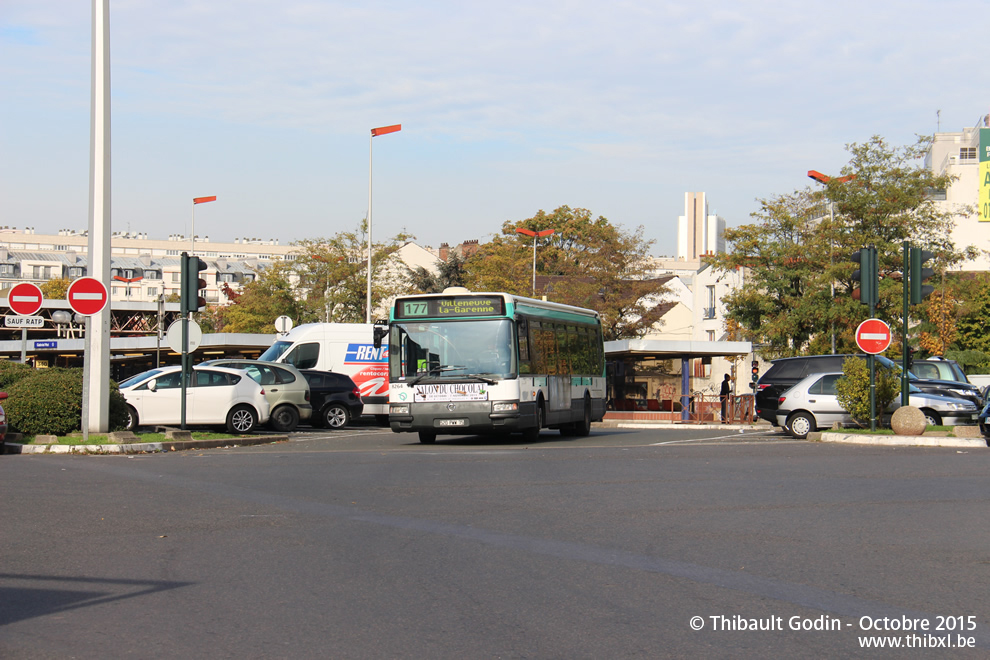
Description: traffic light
xmin=181 ymin=252 xmax=208 ymax=315
xmin=851 ymin=246 xmax=878 ymax=306
xmin=751 ymin=360 xmax=759 ymax=383
xmin=910 ymin=247 xmax=935 ymax=304
xmin=905 ymin=345 xmax=915 ymax=371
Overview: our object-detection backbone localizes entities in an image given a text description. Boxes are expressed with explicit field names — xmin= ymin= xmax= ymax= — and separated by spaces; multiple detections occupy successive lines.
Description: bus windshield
xmin=390 ymin=319 xmax=514 ymax=380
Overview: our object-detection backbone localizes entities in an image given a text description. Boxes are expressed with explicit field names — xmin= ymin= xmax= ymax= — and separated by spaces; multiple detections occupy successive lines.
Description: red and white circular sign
xmin=7 ymin=282 xmax=44 ymax=316
xmin=67 ymin=277 xmax=109 ymax=316
xmin=855 ymin=318 xmax=892 ymax=355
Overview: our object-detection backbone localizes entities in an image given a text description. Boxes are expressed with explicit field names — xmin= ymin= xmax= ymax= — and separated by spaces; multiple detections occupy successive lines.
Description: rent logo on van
xmin=344 ymin=344 xmax=388 ymax=364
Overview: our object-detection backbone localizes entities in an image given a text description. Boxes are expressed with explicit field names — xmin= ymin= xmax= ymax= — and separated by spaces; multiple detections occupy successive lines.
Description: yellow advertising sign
xmin=981 ymin=128 xmax=990 ymax=222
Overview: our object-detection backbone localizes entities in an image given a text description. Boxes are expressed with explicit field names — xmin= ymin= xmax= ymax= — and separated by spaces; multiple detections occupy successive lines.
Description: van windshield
xmin=260 ymin=340 xmax=292 ymax=362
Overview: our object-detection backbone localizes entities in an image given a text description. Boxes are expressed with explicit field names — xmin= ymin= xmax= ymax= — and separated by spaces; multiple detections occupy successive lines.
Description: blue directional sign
xmin=34 ymin=340 xmax=57 ymax=350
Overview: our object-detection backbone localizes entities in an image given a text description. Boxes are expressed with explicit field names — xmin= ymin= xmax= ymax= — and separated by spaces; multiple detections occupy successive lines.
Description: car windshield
xmin=390 ymin=319 xmax=514 ymax=380
xmin=119 ymin=369 xmax=163 ymax=388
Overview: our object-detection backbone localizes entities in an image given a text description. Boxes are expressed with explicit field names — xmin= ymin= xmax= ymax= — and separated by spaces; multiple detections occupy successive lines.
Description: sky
xmin=2 ymin=1 xmax=989 ymax=257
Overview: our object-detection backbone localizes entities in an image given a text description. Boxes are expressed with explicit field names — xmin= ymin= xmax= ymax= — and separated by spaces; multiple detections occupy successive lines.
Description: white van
xmin=259 ymin=323 xmax=388 ymax=417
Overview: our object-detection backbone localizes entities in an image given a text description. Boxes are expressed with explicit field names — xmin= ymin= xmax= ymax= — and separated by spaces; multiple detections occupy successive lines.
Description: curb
xmin=815 ymin=433 xmax=988 ymax=449
xmin=4 ymin=434 xmax=288 ymax=455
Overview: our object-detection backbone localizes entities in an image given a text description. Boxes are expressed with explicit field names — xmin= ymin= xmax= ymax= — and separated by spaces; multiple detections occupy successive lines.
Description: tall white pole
xmin=366 ymin=132 xmax=373 ymax=324
xmin=191 ymin=201 xmax=195 ymax=255
xmin=84 ymin=0 xmax=112 ymax=434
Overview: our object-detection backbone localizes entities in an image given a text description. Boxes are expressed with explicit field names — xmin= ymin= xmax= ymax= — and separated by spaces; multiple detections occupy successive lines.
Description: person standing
xmin=720 ymin=373 xmax=731 ymax=423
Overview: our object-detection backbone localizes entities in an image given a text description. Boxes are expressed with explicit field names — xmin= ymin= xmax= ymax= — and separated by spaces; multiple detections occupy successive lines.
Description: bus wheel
xmin=523 ymin=403 xmax=543 ymax=443
xmin=418 ymin=431 xmax=437 ymax=444
xmin=573 ymin=396 xmax=592 ymax=437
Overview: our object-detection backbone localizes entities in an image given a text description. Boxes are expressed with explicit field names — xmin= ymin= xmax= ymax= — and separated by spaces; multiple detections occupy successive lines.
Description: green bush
xmin=835 ymin=357 xmax=899 ymax=427
xmin=0 ymin=360 xmax=37 ymax=390
xmin=4 ymin=368 xmax=129 ymax=436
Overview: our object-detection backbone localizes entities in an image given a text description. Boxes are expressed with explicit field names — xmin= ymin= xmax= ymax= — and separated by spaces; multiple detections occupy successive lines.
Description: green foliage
xmin=292 ymin=221 xmax=414 ymax=323
xmin=4 ymin=368 xmax=128 ymax=436
xmin=223 ymin=261 xmax=315 ymax=333
xmin=835 ymin=357 xmax=899 ymax=427
xmin=708 ymin=136 xmax=976 ymax=359
xmin=408 ymin=252 xmax=466 ymax=294
xmin=464 ymin=206 xmax=669 ymax=340
xmin=0 ymin=360 xmax=36 ymax=390
xmin=39 ymin=277 xmax=70 ymax=300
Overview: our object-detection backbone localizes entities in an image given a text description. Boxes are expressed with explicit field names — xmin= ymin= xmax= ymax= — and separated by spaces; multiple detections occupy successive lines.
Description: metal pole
xmin=85 ymin=0 xmax=112 ymax=434
xmin=868 ymin=245 xmax=877 ymax=432
xmin=531 ymin=236 xmax=537 ymax=295
xmin=901 ymin=241 xmax=910 ymax=406
xmin=366 ymin=132 xmax=373 ymax=324
xmin=191 ymin=201 xmax=195 ymax=255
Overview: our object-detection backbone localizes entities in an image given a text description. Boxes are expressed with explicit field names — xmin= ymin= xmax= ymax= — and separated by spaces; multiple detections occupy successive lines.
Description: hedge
xmin=3 ymin=367 xmax=129 ymax=436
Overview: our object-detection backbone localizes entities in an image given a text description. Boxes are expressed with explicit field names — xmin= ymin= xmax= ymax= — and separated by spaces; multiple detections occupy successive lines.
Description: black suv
xmin=755 ymin=354 xmax=983 ymax=426
xmin=300 ymin=370 xmax=364 ymax=429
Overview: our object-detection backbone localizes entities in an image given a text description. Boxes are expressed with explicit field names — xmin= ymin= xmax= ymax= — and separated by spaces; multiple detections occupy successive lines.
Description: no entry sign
xmin=67 ymin=277 xmax=109 ymax=316
xmin=7 ymin=282 xmax=44 ymax=316
xmin=855 ymin=318 xmax=892 ymax=354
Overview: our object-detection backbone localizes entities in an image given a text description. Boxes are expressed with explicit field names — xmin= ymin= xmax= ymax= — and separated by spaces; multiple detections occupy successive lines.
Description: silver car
xmin=775 ymin=372 xmax=980 ymax=439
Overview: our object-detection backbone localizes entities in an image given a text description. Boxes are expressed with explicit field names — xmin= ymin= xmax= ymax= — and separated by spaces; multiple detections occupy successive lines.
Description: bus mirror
xmin=373 ymin=322 xmax=388 ymax=349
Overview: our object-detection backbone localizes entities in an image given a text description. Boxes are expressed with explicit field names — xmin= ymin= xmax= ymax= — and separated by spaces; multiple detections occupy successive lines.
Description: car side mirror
xmin=148 ymin=379 xmax=158 ymax=392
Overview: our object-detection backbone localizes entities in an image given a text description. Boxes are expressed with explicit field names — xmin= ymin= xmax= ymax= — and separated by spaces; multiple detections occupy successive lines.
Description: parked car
xmin=774 ymin=372 xmax=980 ymax=439
xmin=910 ymin=357 xmax=971 ymax=384
xmin=199 ymin=360 xmax=312 ymax=432
xmin=755 ymin=354 xmax=983 ymax=426
xmin=119 ymin=365 xmax=270 ymax=434
xmin=300 ymin=369 xmax=364 ymax=429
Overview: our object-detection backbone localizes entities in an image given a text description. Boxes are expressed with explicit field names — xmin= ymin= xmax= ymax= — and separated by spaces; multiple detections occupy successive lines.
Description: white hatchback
xmin=775 ymin=372 xmax=979 ymax=439
xmin=119 ymin=365 xmax=271 ymax=433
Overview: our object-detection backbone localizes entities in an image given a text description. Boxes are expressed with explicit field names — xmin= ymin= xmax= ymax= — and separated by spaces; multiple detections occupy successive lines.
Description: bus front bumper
xmin=389 ymin=401 xmax=537 ymax=434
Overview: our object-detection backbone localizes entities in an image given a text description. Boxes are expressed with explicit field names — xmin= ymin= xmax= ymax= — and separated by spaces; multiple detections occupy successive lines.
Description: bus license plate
xmin=439 ymin=419 xmax=467 ymax=427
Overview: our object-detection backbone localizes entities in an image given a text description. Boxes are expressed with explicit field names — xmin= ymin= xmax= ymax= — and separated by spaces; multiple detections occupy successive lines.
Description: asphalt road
xmin=2 ymin=424 xmax=988 ymax=658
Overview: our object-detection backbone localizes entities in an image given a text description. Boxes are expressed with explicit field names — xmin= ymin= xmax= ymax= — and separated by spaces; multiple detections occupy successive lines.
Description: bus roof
xmin=391 ymin=290 xmax=601 ymax=324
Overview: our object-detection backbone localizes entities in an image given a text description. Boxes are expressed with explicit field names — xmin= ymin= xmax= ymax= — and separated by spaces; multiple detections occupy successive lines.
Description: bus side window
xmin=285 ymin=342 xmax=320 ymax=370
xmin=517 ymin=318 xmax=531 ymax=374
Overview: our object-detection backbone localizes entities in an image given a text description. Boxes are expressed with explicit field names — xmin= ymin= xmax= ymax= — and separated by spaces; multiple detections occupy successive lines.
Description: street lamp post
xmin=192 ymin=195 xmax=217 ymax=255
xmin=515 ymin=227 xmax=554 ymax=296
xmin=367 ymin=124 xmax=401 ymax=324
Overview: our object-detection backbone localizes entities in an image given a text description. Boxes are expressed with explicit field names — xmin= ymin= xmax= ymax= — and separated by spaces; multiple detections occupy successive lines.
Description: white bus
xmin=383 ymin=289 xmax=607 ymax=443
xmin=259 ymin=323 xmax=388 ymax=417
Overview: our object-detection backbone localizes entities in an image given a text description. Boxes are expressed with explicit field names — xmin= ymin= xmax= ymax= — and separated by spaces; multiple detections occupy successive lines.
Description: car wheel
xmin=418 ymin=431 xmax=436 ymax=444
xmin=921 ymin=409 xmax=942 ymax=427
xmin=269 ymin=405 xmax=299 ymax=432
xmin=226 ymin=405 xmax=258 ymax=434
xmin=787 ymin=412 xmax=816 ymax=439
xmin=323 ymin=403 xmax=350 ymax=429
xmin=126 ymin=405 xmax=139 ymax=432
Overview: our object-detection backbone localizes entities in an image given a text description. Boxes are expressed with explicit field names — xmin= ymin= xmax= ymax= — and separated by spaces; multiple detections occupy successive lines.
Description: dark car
xmin=300 ymin=370 xmax=363 ymax=429
xmin=910 ymin=357 xmax=971 ymax=384
xmin=755 ymin=354 xmax=983 ymax=426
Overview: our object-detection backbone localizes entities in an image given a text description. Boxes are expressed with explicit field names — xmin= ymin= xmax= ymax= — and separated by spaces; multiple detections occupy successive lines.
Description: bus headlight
xmin=492 ymin=402 xmax=518 ymax=412
xmin=391 ymin=404 xmax=410 ymax=414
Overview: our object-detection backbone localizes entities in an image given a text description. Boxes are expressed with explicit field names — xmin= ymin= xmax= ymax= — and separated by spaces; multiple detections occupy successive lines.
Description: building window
xmin=0 ymin=264 xmax=14 ymax=275
xmin=147 ymin=287 xmax=158 ymax=297
xmin=960 ymin=147 xmax=977 ymax=160
xmin=218 ymin=273 xmax=234 ymax=283
xmin=145 ymin=270 xmax=160 ymax=280
xmin=68 ymin=267 xmax=85 ymax=278
xmin=707 ymin=330 xmax=716 ymax=342
xmin=171 ymin=272 xmax=181 ymax=283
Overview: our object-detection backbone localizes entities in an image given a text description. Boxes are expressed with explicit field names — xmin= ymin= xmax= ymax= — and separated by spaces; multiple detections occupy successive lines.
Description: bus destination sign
xmin=398 ymin=296 xmax=505 ymax=319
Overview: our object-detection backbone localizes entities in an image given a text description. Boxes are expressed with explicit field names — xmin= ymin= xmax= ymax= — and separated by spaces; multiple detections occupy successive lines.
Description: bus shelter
xmin=604 ymin=338 xmax=754 ymax=423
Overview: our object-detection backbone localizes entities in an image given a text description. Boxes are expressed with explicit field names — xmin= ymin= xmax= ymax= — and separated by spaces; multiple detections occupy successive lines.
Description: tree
xmin=39 ymin=277 xmax=70 ymax=299
xmin=223 ymin=262 xmax=313 ymax=333
xmin=464 ymin=206 xmax=670 ymax=340
xmin=708 ymin=136 xmax=976 ymax=358
xmin=293 ymin=221 xmax=413 ymax=323
xmin=408 ymin=252 xmax=466 ymax=294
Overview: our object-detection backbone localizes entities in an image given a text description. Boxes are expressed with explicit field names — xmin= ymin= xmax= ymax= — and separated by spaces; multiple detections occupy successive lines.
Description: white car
xmin=775 ymin=372 xmax=979 ymax=439
xmin=119 ymin=365 xmax=271 ymax=433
